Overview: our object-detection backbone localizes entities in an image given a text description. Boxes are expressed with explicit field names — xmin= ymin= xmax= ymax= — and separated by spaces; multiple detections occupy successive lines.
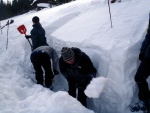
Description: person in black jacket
xmin=131 ymin=16 xmax=150 ymax=111
xmin=25 ymin=16 xmax=48 ymax=50
xmin=59 ymin=47 xmax=97 ymax=107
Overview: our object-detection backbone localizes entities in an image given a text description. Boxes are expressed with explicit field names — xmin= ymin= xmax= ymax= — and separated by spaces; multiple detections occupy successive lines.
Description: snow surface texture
xmin=37 ymin=3 xmax=50 ymax=8
xmin=0 ymin=0 xmax=150 ymax=113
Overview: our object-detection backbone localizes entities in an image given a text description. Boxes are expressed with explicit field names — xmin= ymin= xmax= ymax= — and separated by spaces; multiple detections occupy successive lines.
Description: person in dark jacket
xmin=25 ymin=16 xmax=48 ymax=50
xmin=30 ymin=46 xmax=59 ymax=88
xmin=131 ymin=16 xmax=150 ymax=111
xmin=59 ymin=47 xmax=97 ymax=107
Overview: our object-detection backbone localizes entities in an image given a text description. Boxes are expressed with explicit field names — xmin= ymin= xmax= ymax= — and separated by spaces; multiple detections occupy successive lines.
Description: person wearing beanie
xmin=25 ymin=16 xmax=48 ymax=51
xmin=30 ymin=46 xmax=59 ymax=89
xmin=59 ymin=47 xmax=97 ymax=107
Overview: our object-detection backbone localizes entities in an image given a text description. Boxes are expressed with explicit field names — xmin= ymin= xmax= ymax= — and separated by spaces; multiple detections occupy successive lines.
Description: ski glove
xmin=139 ymin=52 xmax=144 ymax=61
xmin=54 ymin=70 xmax=59 ymax=75
xmin=25 ymin=35 xmax=31 ymax=39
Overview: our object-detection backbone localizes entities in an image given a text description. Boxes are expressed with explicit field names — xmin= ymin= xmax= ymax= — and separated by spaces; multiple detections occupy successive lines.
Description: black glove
xmin=139 ymin=52 xmax=144 ymax=61
xmin=53 ymin=70 xmax=59 ymax=75
xmin=25 ymin=35 xmax=31 ymax=39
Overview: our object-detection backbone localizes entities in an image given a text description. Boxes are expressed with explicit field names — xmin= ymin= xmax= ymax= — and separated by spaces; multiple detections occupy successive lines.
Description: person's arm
xmin=81 ymin=52 xmax=97 ymax=76
xmin=59 ymin=57 xmax=70 ymax=79
xmin=30 ymin=30 xmax=37 ymax=50
xmin=51 ymin=48 xmax=59 ymax=75
xmin=52 ymin=48 xmax=58 ymax=69
xmin=78 ymin=52 xmax=97 ymax=88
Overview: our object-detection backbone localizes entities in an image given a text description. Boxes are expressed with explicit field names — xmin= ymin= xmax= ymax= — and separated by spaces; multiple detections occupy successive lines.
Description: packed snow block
xmin=84 ymin=77 xmax=109 ymax=98
xmin=49 ymin=91 xmax=95 ymax=113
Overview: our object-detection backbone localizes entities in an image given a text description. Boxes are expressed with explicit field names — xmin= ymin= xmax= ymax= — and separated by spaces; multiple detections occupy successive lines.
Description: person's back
xmin=31 ymin=22 xmax=48 ymax=50
xmin=30 ymin=45 xmax=59 ymax=88
xmin=25 ymin=16 xmax=48 ymax=50
xmin=33 ymin=46 xmax=58 ymax=71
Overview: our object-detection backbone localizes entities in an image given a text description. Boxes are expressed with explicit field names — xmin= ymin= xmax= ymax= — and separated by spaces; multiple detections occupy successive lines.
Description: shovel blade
xmin=17 ymin=24 xmax=27 ymax=35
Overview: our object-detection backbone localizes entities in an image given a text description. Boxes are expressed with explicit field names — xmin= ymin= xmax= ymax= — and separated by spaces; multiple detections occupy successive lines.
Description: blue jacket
xmin=31 ymin=23 xmax=48 ymax=50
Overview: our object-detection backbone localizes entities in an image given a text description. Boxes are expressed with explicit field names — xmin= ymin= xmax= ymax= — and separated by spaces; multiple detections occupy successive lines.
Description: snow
xmin=37 ymin=3 xmax=50 ymax=8
xmin=3 ymin=0 xmax=13 ymax=3
xmin=84 ymin=77 xmax=109 ymax=98
xmin=0 ymin=0 xmax=150 ymax=113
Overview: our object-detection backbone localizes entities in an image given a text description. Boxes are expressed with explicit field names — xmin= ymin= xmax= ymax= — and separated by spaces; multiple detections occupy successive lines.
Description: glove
xmin=25 ymin=35 xmax=31 ymax=39
xmin=53 ymin=70 xmax=59 ymax=75
xmin=139 ymin=52 xmax=144 ymax=61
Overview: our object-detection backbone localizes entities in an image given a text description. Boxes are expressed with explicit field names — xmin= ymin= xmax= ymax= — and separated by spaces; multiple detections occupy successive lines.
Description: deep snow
xmin=0 ymin=0 xmax=150 ymax=113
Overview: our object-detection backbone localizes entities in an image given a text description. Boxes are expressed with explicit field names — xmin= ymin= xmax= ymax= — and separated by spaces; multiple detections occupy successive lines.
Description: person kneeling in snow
xmin=59 ymin=47 xmax=97 ymax=107
xmin=30 ymin=46 xmax=59 ymax=89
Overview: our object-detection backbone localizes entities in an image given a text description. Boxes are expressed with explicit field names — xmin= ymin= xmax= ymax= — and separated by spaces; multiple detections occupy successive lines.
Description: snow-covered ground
xmin=0 ymin=0 xmax=150 ymax=113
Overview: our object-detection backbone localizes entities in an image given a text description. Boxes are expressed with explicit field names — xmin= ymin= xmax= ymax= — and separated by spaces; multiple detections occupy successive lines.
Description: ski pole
xmin=108 ymin=0 xmax=113 ymax=28
xmin=6 ymin=20 xmax=9 ymax=50
xmin=1 ymin=19 xmax=14 ymax=29
xmin=0 ymin=22 xmax=2 ymax=34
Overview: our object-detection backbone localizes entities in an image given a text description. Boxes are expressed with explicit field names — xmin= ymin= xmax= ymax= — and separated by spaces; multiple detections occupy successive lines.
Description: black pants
xmin=30 ymin=50 xmax=54 ymax=88
xmin=134 ymin=58 xmax=150 ymax=101
xmin=67 ymin=78 xmax=87 ymax=107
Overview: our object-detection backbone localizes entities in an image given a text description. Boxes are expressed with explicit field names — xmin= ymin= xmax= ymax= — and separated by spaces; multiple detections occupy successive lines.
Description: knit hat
xmin=32 ymin=16 xmax=39 ymax=23
xmin=61 ymin=47 xmax=74 ymax=61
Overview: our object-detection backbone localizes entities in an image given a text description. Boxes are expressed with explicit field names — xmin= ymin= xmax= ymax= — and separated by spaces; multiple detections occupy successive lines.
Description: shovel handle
xmin=27 ymin=39 xmax=33 ymax=47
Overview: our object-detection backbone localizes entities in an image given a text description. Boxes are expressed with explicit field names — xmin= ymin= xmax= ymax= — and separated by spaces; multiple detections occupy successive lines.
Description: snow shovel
xmin=17 ymin=25 xmax=32 ymax=48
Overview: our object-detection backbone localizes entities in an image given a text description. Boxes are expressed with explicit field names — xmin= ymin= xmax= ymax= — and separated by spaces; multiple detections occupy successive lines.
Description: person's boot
xmin=130 ymin=100 xmax=147 ymax=112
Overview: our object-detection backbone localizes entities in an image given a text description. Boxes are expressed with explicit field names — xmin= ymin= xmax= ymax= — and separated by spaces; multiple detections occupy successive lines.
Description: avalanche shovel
xmin=17 ymin=24 xmax=32 ymax=48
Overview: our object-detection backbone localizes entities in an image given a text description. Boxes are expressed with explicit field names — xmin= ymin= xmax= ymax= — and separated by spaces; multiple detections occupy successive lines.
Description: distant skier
xmin=59 ymin=47 xmax=97 ymax=107
xmin=131 ymin=14 xmax=150 ymax=112
xmin=25 ymin=16 xmax=48 ymax=50
xmin=30 ymin=46 xmax=59 ymax=89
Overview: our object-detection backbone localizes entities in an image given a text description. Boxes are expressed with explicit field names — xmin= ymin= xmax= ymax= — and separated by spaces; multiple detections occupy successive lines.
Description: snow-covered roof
xmin=37 ymin=3 xmax=50 ymax=7
xmin=37 ymin=3 xmax=49 ymax=7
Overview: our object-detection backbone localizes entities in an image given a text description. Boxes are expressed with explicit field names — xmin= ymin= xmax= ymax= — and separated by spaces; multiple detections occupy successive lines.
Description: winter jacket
xmin=59 ymin=48 xmax=97 ymax=86
xmin=31 ymin=23 xmax=48 ymax=50
xmin=140 ymin=19 xmax=150 ymax=58
xmin=33 ymin=46 xmax=58 ymax=71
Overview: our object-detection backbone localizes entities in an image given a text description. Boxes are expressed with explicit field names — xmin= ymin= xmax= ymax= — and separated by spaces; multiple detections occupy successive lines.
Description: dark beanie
xmin=61 ymin=47 xmax=74 ymax=61
xmin=32 ymin=16 xmax=39 ymax=23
